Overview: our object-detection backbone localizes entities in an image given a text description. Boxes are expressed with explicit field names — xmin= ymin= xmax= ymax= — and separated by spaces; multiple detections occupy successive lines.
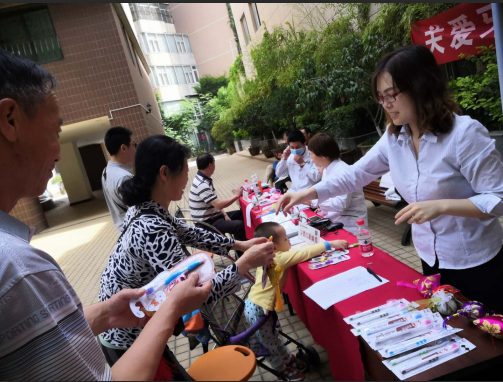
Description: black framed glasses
xmin=376 ymin=92 xmax=402 ymax=105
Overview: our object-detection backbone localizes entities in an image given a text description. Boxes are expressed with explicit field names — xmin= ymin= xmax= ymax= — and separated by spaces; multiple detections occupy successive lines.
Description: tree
xmin=194 ymin=76 xmax=229 ymax=98
xmin=156 ymin=93 xmax=195 ymax=150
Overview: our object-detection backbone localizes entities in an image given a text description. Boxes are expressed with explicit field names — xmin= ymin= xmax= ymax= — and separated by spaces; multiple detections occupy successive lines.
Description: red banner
xmin=410 ymin=3 xmax=495 ymax=65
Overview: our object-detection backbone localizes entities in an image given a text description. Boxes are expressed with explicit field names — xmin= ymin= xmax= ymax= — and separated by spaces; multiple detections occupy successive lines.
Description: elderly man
xmin=0 ymin=50 xmax=213 ymax=381
xmin=275 ymin=130 xmax=321 ymax=193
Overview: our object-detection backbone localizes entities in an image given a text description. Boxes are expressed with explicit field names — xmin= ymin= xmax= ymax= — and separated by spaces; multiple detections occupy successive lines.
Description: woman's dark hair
xmin=371 ymin=45 xmax=461 ymax=137
xmin=120 ymin=135 xmax=191 ymax=206
xmin=308 ymin=133 xmax=340 ymax=162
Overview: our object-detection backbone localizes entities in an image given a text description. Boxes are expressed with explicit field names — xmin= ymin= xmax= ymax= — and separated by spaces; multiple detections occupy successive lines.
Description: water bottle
xmin=291 ymin=206 xmax=300 ymax=226
xmin=356 ymin=219 xmax=374 ymax=257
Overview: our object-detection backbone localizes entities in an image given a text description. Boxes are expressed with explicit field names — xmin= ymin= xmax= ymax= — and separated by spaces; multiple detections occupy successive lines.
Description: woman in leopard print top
xmin=98 ymin=136 xmax=274 ymax=354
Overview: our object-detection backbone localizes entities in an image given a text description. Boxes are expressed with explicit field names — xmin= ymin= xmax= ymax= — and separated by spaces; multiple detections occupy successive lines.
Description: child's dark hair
xmin=254 ymin=222 xmax=281 ymax=242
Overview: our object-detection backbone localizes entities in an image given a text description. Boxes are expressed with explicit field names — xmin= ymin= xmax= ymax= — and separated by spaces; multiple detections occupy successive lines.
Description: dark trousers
xmin=275 ymin=176 xmax=291 ymax=194
xmin=99 ymin=342 xmax=192 ymax=380
xmin=209 ymin=210 xmax=247 ymax=242
xmin=421 ymin=245 xmax=503 ymax=313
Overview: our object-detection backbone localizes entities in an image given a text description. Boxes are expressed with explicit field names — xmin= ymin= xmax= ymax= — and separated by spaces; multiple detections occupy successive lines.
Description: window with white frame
xmin=150 ymin=65 xmax=200 ymax=88
xmin=138 ymin=33 xmax=192 ymax=54
xmin=240 ymin=14 xmax=251 ymax=45
xmin=183 ymin=66 xmax=194 ymax=84
xmin=175 ymin=35 xmax=187 ymax=53
xmin=249 ymin=3 xmax=261 ymax=31
xmin=146 ymin=33 xmax=160 ymax=53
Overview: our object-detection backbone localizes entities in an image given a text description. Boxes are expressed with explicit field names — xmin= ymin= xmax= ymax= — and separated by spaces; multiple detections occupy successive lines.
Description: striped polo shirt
xmin=0 ymin=211 xmax=111 ymax=381
xmin=189 ymin=171 xmax=222 ymax=221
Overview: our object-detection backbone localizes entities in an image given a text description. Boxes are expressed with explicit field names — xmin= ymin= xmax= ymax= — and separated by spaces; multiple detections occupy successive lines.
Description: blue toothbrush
xmin=146 ymin=260 xmax=205 ymax=295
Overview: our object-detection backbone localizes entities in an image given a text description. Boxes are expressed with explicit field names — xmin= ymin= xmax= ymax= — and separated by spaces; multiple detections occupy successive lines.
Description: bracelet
xmin=324 ymin=241 xmax=331 ymax=251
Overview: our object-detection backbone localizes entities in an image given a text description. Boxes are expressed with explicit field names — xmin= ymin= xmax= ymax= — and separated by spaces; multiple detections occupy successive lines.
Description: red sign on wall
xmin=410 ymin=3 xmax=495 ymax=65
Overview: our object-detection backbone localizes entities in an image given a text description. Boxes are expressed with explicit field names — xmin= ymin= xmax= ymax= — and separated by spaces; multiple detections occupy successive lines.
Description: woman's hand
xmin=233 ymin=237 xmax=268 ymax=252
xmin=236 ymin=242 xmax=275 ymax=275
xmin=395 ymin=201 xmax=445 ymax=225
xmin=276 ymin=189 xmax=316 ymax=216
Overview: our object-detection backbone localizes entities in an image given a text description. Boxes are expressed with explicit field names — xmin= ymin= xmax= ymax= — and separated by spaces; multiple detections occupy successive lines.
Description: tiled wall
xmin=10 ymin=3 xmax=162 ymax=231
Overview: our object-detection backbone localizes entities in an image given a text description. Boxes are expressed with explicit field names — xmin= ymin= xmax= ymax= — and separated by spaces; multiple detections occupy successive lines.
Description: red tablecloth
xmin=240 ymin=198 xmax=423 ymax=380
xmin=239 ymin=196 xmax=275 ymax=239
xmin=284 ymin=229 xmax=423 ymax=380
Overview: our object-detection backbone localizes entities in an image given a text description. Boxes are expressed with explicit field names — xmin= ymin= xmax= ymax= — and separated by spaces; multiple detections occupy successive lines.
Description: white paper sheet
xmin=245 ymin=202 xmax=254 ymax=228
xmin=303 ymin=266 xmax=389 ymax=310
xmin=289 ymin=235 xmax=306 ymax=246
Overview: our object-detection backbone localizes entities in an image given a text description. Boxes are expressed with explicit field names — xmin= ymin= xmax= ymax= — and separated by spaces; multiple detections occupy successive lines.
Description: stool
xmin=187 ymin=345 xmax=256 ymax=381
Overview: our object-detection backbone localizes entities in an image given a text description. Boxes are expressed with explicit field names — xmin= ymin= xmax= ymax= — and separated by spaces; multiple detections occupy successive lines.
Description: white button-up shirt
xmin=314 ymin=114 xmax=503 ymax=270
xmin=318 ymin=159 xmax=368 ymax=235
xmin=276 ymin=146 xmax=321 ymax=193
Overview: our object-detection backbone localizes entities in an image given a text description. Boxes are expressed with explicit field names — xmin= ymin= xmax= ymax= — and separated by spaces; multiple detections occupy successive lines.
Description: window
xmin=138 ymin=33 xmax=148 ymax=53
xmin=175 ymin=66 xmax=186 ymax=84
xmin=129 ymin=3 xmax=173 ymax=23
xmin=249 ymin=3 xmax=261 ymax=31
xmin=161 ymin=101 xmax=182 ymax=115
xmin=166 ymin=66 xmax=177 ymax=85
xmin=175 ymin=34 xmax=187 ymax=53
xmin=240 ymin=14 xmax=251 ymax=45
xmin=183 ymin=35 xmax=192 ymax=53
xmin=149 ymin=66 xmax=158 ymax=87
xmin=0 ymin=6 xmax=63 ymax=64
xmin=146 ymin=33 xmax=160 ymax=53
xmin=192 ymin=66 xmax=199 ymax=82
xmin=192 ymin=101 xmax=203 ymax=120
xmin=166 ymin=34 xmax=177 ymax=53
xmin=183 ymin=65 xmax=194 ymax=84
xmin=156 ymin=66 xmax=169 ymax=86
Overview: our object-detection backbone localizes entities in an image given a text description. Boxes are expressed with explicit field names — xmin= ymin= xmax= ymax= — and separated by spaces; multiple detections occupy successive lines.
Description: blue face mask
xmin=290 ymin=148 xmax=305 ymax=156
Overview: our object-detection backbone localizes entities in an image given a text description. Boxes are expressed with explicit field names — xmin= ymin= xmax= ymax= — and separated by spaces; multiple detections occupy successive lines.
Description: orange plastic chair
xmin=187 ymin=345 xmax=256 ymax=381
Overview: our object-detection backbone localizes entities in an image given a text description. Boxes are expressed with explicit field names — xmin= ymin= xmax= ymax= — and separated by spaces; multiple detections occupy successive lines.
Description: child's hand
xmin=330 ymin=240 xmax=349 ymax=250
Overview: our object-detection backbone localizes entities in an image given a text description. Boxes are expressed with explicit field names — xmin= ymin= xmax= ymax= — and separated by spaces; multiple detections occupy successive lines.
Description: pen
xmin=367 ymin=267 xmax=382 ymax=282
xmin=400 ymin=344 xmax=459 ymax=375
xmin=349 ymin=243 xmax=359 ymax=248
xmin=146 ymin=260 xmax=205 ymax=295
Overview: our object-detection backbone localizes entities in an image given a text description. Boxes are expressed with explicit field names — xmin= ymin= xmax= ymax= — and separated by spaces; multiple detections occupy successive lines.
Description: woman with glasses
xmin=276 ymin=45 xmax=503 ymax=313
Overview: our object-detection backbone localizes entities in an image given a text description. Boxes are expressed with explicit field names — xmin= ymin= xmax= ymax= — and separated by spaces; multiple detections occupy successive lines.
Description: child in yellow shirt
xmin=245 ymin=222 xmax=348 ymax=380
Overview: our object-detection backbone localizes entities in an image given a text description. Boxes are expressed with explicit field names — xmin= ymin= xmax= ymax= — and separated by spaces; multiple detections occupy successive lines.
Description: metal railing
xmin=1 ymin=35 xmax=63 ymax=64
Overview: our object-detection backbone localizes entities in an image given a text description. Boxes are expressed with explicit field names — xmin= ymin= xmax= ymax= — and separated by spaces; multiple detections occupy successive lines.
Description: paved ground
xmin=32 ymin=151 xmax=495 ymax=380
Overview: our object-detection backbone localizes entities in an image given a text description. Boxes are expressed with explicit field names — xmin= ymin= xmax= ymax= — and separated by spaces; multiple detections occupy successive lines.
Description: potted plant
xmin=222 ymin=142 xmax=236 ymax=155
xmin=261 ymin=139 xmax=276 ymax=158
xmin=248 ymin=145 xmax=261 ymax=156
xmin=357 ymin=136 xmax=380 ymax=156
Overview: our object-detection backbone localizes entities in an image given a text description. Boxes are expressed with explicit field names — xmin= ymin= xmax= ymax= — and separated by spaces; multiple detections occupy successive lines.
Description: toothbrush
xmin=350 ymin=300 xmax=401 ymax=321
xmin=400 ymin=344 xmax=460 ymax=375
xmin=146 ymin=260 xmax=205 ymax=295
xmin=390 ymin=340 xmax=448 ymax=366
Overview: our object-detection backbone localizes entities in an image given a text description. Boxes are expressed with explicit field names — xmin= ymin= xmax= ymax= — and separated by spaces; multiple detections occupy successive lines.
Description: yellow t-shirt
xmin=248 ymin=243 xmax=327 ymax=311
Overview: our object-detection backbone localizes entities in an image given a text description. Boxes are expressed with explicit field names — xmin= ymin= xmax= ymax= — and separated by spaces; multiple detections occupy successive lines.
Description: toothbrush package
xmin=129 ymin=252 xmax=215 ymax=318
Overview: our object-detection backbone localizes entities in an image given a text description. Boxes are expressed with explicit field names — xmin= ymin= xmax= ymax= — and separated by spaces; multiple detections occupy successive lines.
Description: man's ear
xmin=0 ymin=99 xmax=21 ymax=143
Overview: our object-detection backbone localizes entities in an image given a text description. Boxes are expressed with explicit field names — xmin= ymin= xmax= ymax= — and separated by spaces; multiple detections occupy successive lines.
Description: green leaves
xmin=449 ymin=46 xmax=502 ymax=129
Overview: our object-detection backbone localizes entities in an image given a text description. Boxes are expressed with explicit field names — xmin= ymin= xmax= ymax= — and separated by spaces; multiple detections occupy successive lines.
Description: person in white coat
xmin=275 ymin=45 xmax=503 ymax=313
xmin=308 ymin=133 xmax=368 ymax=235
xmin=275 ymin=130 xmax=321 ymax=193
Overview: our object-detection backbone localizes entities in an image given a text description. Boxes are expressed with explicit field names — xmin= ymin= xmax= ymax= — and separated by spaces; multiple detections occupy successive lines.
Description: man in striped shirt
xmin=0 ymin=50 xmax=210 ymax=381
xmin=189 ymin=153 xmax=247 ymax=242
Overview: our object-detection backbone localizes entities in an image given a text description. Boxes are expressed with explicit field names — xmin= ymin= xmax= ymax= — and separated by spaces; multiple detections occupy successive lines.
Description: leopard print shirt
xmin=98 ymin=200 xmax=240 ymax=348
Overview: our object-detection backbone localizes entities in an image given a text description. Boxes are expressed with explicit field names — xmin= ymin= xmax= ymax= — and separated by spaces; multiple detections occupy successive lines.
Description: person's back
xmin=319 ymin=159 xmax=368 ymax=235
xmin=101 ymin=127 xmax=136 ymax=232
xmin=102 ymin=161 xmax=132 ymax=231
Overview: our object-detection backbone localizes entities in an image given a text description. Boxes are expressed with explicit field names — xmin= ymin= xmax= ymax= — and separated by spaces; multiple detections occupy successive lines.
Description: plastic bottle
xmin=251 ymin=174 xmax=260 ymax=197
xmin=291 ymin=206 xmax=300 ymax=226
xmin=356 ymin=219 xmax=374 ymax=257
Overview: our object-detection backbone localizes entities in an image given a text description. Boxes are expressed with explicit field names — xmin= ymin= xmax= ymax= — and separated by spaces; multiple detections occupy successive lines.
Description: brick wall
xmin=9 ymin=3 xmax=162 ymax=231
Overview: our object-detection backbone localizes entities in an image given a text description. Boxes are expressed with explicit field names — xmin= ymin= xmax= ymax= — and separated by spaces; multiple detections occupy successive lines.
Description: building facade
xmin=169 ymin=3 xmax=239 ymax=78
xmin=0 ymin=3 xmax=164 ymax=232
xmin=230 ymin=3 xmax=340 ymax=78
